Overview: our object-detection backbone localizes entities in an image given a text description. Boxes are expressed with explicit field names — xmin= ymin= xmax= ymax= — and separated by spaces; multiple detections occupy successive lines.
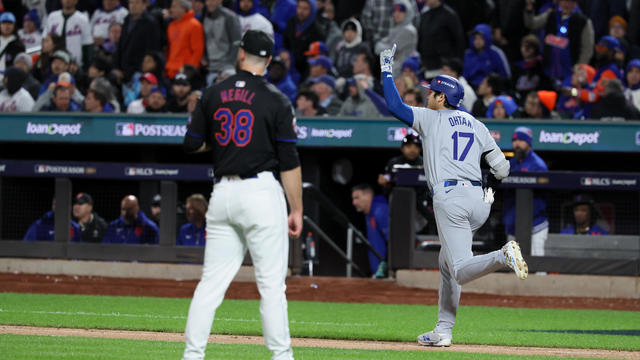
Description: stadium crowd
xmin=0 ymin=0 xmax=638 ymax=119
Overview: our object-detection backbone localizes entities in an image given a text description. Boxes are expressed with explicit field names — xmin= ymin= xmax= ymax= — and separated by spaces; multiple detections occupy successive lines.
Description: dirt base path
xmin=2 ymin=273 xmax=639 ymax=310
xmin=1 ymin=325 xmax=638 ymax=359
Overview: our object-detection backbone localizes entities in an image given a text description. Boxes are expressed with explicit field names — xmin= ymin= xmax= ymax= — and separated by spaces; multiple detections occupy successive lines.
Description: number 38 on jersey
xmin=214 ymin=108 xmax=255 ymax=147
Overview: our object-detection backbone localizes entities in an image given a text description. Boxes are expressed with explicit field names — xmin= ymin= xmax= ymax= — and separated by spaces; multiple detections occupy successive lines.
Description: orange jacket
xmin=165 ymin=10 xmax=204 ymax=79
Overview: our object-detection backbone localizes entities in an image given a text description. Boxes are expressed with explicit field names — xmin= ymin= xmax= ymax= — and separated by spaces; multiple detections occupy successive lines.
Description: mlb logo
xmin=35 ymin=165 xmax=46 ymax=173
xmin=437 ymin=80 xmax=442 ymax=84
xmin=126 ymin=167 xmax=137 ymax=176
xmin=115 ymin=123 xmax=135 ymax=136
xmin=581 ymin=177 xmax=593 ymax=185
xmin=387 ymin=127 xmax=408 ymax=141
xmin=235 ymin=81 xmax=246 ymax=88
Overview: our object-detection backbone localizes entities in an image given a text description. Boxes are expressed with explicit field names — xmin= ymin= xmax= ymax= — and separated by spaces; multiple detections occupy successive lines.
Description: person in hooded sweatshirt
xmin=165 ymin=0 xmax=204 ymax=79
xmin=374 ymin=0 xmax=417 ymax=79
xmin=236 ymin=0 xmax=274 ymax=38
xmin=333 ymin=17 xmax=368 ymax=79
xmin=463 ymin=23 xmax=511 ymax=88
xmin=284 ymin=0 xmax=324 ymax=76
xmin=202 ymin=0 xmax=241 ymax=86
xmin=0 ymin=66 xmax=35 ymax=112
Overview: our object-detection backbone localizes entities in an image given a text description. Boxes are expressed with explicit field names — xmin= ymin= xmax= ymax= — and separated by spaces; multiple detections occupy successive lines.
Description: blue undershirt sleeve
xmin=382 ymin=71 xmax=414 ymax=126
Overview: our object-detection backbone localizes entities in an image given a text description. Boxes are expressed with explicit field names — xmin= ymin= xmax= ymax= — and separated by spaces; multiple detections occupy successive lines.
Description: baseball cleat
xmin=417 ymin=330 xmax=452 ymax=347
xmin=503 ymin=240 xmax=528 ymax=280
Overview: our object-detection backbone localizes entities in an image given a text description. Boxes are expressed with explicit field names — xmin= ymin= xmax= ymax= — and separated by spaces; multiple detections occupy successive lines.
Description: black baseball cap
xmin=74 ymin=192 xmax=93 ymax=205
xmin=152 ymin=194 xmax=161 ymax=206
xmin=237 ymin=30 xmax=273 ymax=58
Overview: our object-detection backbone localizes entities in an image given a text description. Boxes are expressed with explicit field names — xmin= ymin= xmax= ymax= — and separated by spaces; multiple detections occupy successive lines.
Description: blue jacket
xmin=269 ymin=73 xmax=297 ymax=104
xmin=177 ymin=222 xmax=206 ymax=246
xmin=560 ymin=223 xmax=609 ymax=235
xmin=103 ymin=210 xmax=159 ymax=244
xmin=24 ymin=211 xmax=82 ymax=242
xmin=463 ymin=24 xmax=511 ymax=87
xmin=270 ymin=0 xmax=297 ymax=32
xmin=365 ymin=195 xmax=389 ymax=274
xmin=503 ymin=150 xmax=549 ymax=235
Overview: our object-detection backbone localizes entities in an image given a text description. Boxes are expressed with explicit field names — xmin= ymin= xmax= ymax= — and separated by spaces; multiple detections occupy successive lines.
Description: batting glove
xmin=483 ymin=187 xmax=495 ymax=204
xmin=380 ymin=44 xmax=396 ymax=73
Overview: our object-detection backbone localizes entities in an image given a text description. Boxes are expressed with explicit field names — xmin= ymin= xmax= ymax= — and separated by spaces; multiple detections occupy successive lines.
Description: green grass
xmin=1 ymin=293 xmax=639 ymax=351
xmin=0 ymin=334 xmax=607 ymax=360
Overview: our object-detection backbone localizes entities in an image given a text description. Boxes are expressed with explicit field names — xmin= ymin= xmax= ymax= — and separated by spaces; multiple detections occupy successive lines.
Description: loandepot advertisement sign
xmin=0 ymin=114 xmax=639 ymax=151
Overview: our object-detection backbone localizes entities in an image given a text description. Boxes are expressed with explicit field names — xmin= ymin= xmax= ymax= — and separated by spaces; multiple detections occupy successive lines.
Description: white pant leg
xmin=531 ymin=228 xmax=548 ymax=256
xmin=235 ymin=176 xmax=293 ymax=360
xmin=183 ymin=187 xmax=247 ymax=360
xmin=435 ymin=245 xmax=460 ymax=335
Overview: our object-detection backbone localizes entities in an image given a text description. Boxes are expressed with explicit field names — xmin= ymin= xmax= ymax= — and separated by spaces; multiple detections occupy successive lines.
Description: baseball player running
xmin=182 ymin=30 xmax=302 ymax=360
xmin=380 ymin=45 xmax=528 ymax=347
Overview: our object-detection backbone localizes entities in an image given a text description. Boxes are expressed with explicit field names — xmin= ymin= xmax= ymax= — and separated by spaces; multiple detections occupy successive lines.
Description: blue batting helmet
xmin=422 ymin=75 xmax=464 ymax=108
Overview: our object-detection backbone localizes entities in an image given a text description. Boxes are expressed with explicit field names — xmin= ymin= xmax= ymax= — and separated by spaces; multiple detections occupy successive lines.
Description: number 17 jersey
xmin=186 ymin=70 xmax=298 ymax=177
xmin=410 ymin=107 xmax=498 ymax=191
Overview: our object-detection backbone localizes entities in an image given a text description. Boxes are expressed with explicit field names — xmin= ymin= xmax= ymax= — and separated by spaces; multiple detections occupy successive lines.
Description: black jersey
xmin=186 ymin=70 xmax=299 ymax=177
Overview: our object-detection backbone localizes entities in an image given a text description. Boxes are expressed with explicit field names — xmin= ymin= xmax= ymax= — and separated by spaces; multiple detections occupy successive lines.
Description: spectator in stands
xmin=91 ymin=0 xmax=129 ymax=47
xmin=235 ymin=0 xmax=274 ymax=38
xmin=114 ymin=0 xmax=162 ymax=84
xmin=90 ymin=76 xmax=120 ymax=112
xmin=295 ymin=89 xmax=326 ymax=116
xmin=179 ymin=64 xmax=205 ymax=90
xmin=33 ymin=34 xmax=66 ymax=83
xmin=394 ymin=75 xmax=414 ymax=99
xmin=333 ymin=17 xmax=367 ymax=79
xmin=104 ymin=195 xmax=159 ymax=244
xmin=374 ymin=0 xmax=417 ymax=79
xmin=309 ymin=74 xmax=341 ymax=115
xmin=127 ymin=72 xmax=157 ymax=113
xmin=463 ymin=24 xmax=511 ymax=88
xmin=441 ymin=57 xmax=476 ymax=112
xmin=35 ymin=72 xmax=84 ymax=111
xmin=144 ymin=86 xmax=168 ymax=112
xmin=522 ymin=91 xmax=550 ymax=119
xmin=608 ymin=16 xmax=629 ymax=64
xmin=98 ymin=22 xmax=122 ymax=62
xmin=590 ymin=78 xmax=640 ymax=119
xmin=584 ymin=0 xmax=626 ymax=41
xmin=315 ymin=2 xmax=341 ymax=59
xmin=38 ymin=50 xmax=72 ymax=96
xmin=417 ymin=0 xmax=465 ymax=79
xmin=18 ymin=10 xmax=41 ymax=50
xmin=72 ymin=192 xmax=108 ymax=243
xmin=187 ymin=89 xmax=201 ymax=113
xmin=486 ymin=95 xmax=518 ymax=119
xmin=268 ymin=0 xmax=297 ymax=49
xmin=24 ymin=198 xmax=82 ymax=242
xmin=557 ymin=63 xmax=595 ymax=118
xmin=267 ymin=56 xmax=297 ymax=103
xmin=523 ymin=0 xmax=594 ymax=83
xmin=202 ymin=0 xmax=241 ymax=86
xmin=626 ymin=59 xmax=640 ymax=111
xmin=167 ymin=72 xmax=192 ymax=112
xmin=84 ymin=87 xmax=115 ymax=112
xmin=503 ymin=126 xmax=549 ymax=256
xmin=45 ymin=0 xmax=93 ymax=69
xmin=402 ymin=87 xmax=423 ymax=106
xmin=512 ymin=34 xmax=551 ymax=102
xmin=471 ymin=73 xmax=501 ymax=118
xmin=0 ymin=67 xmax=35 ymax=112
xmin=42 ymin=85 xmax=82 ymax=112
xmin=360 ymin=0 xmax=393 ymax=48
xmin=23 ymin=0 xmax=47 ymax=21
xmin=351 ymin=183 xmax=389 ymax=278
xmin=165 ymin=0 xmax=204 ymax=79
xmin=149 ymin=194 xmax=162 ymax=226
xmin=307 ymin=55 xmax=332 ymax=80
xmin=177 ymin=194 xmax=208 ymax=246
xmin=123 ymin=51 xmax=169 ymax=106
xmin=283 ymin=0 xmax=324 ymax=76
xmin=338 ymin=76 xmax=381 ymax=117
xmin=13 ymin=53 xmax=40 ymax=99
xmin=277 ymin=48 xmax=300 ymax=85
xmin=193 ymin=0 xmax=206 ymax=20
xmin=400 ymin=56 xmax=421 ymax=86
xmin=352 ymin=49 xmax=381 ymax=94
xmin=560 ymin=194 xmax=609 ymax=235
xmin=490 ymin=0 xmax=527 ymax=61
xmin=0 ymin=12 xmax=25 ymax=72
xmin=87 ymin=56 xmax=111 ymax=88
